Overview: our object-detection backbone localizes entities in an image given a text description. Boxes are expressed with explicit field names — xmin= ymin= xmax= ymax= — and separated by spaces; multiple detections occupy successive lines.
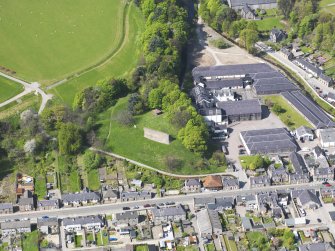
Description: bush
xmin=209 ymin=38 xmax=231 ymax=49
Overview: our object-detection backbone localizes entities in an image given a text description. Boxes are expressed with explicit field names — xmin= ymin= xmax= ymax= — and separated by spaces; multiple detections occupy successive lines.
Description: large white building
xmin=317 ymin=128 xmax=335 ymax=147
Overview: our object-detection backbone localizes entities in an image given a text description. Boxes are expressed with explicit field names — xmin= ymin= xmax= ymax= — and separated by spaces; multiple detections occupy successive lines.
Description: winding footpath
xmin=0 ymin=71 xmax=52 ymax=114
xmin=90 ymin=147 xmax=237 ymax=179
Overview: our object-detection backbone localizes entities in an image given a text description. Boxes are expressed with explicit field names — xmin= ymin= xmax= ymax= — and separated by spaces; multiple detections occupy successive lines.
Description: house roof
xmin=208 ymin=209 xmax=222 ymax=230
xmin=192 ymin=63 xmax=274 ymax=80
xmin=63 ymin=215 xmax=104 ymax=226
xmin=208 ymin=197 xmax=235 ymax=210
xmin=120 ymin=191 xmax=151 ymax=199
xmin=250 ymin=175 xmax=270 ymax=185
xmin=240 ymin=128 xmax=298 ymax=154
xmin=217 ymin=99 xmax=262 ymax=116
xmin=115 ymin=211 xmax=138 ymax=221
xmin=61 ymin=191 xmax=101 ymax=203
xmin=228 ymin=0 xmax=277 ymax=8
xmin=297 ymin=190 xmax=320 ymax=206
xmin=18 ymin=197 xmax=34 ymax=206
xmin=298 ymin=242 xmax=333 ymax=251
xmin=38 ymin=199 xmax=59 ymax=207
xmin=222 ymin=177 xmax=239 ymax=188
xmin=205 ymin=78 xmax=244 ymax=89
xmin=270 ymin=29 xmax=285 ymax=40
xmin=1 ymin=220 xmax=31 ymax=230
xmin=199 ymin=108 xmax=222 ymax=116
xmin=320 ymin=73 xmax=333 ymax=83
xmin=242 ymin=3 xmax=254 ymax=14
xmin=102 ymin=189 xmax=118 ymax=199
xmin=289 ymin=152 xmax=308 ymax=174
xmin=203 ymin=175 xmax=223 ymax=188
xmin=295 ymin=126 xmax=313 ymax=138
xmin=328 ymin=92 xmax=335 ymax=100
xmin=185 ymin=179 xmax=201 ymax=187
xmin=296 ymin=58 xmax=322 ymax=75
xmin=241 ymin=217 xmax=252 ymax=229
xmin=37 ymin=217 xmax=58 ymax=227
xmin=282 ymin=91 xmax=335 ymax=128
xmin=319 ymin=128 xmax=335 ymax=143
xmin=151 ymin=205 xmax=186 ymax=218
xmin=0 ymin=203 xmax=13 ymax=210
xmin=194 ymin=197 xmax=216 ymax=206
xmin=329 ymin=211 xmax=335 ymax=221
xmin=315 ymin=167 xmax=333 ymax=176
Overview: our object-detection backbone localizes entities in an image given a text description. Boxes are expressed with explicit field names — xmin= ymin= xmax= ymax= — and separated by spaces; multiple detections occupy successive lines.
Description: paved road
xmin=90 ymin=147 xmax=236 ymax=179
xmin=0 ymin=183 xmax=322 ymax=222
xmin=0 ymin=71 xmax=52 ymax=114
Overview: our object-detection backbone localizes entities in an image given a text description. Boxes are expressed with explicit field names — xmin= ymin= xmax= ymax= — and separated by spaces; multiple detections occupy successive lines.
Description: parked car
xmin=122 ymin=207 xmax=130 ymax=210
xmin=143 ymin=204 xmax=151 ymax=208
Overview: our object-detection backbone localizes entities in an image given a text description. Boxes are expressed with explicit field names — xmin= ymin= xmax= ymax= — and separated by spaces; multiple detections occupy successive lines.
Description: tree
xmin=239 ymin=29 xmax=258 ymax=53
xmin=116 ymin=110 xmax=135 ymax=126
xmin=83 ymin=151 xmax=102 ymax=171
xmin=278 ymin=0 xmax=294 ymax=19
xmin=272 ymin=104 xmax=285 ymax=114
xmin=58 ymin=123 xmax=83 ymax=155
xmin=148 ymin=88 xmax=163 ymax=109
xmin=178 ymin=117 xmax=209 ymax=154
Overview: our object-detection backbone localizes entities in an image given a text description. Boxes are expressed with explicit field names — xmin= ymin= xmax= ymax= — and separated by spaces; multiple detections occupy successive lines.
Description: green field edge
xmin=45 ymin=2 xmax=130 ymax=90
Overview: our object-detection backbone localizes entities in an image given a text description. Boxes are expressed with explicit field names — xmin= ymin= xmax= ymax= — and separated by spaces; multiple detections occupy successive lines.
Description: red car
xmin=325 ymin=183 xmax=332 ymax=187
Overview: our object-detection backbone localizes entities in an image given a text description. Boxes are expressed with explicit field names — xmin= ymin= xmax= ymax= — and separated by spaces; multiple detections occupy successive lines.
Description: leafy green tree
xmin=83 ymin=151 xmax=102 ymax=171
xmin=148 ymin=88 xmax=164 ymax=109
xmin=58 ymin=123 xmax=83 ymax=155
xmin=277 ymin=0 xmax=294 ymax=19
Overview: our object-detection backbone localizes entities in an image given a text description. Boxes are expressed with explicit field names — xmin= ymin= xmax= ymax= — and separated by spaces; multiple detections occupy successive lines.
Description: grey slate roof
xmin=296 ymin=58 xmax=322 ymax=76
xmin=289 ymin=152 xmax=308 ymax=174
xmin=199 ymin=108 xmax=222 ymax=116
xmin=270 ymin=28 xmax=286 ymax=41
xmin=61 ymin=191 xmax=100 ymax=203
xmin=63 ymin=215 xmax=104 ymax=226
xmin=217 ymin=99 xmax=261 ymax=116
xmin=328 ymin=92 xmax=335 ymax=100
xmin=115 ymin=211 xmax=138 ymax=221
xmin=329 ymin=211 xmax=335 ymax=221
xmin=194 ymin=197 xmax=215 ymax=206
xmin=208 ymin=209 xmax=222 ymax=230
xmin=222 ymin=177 xmax=239 ymax=188
xmin=207 ymin=197 xmax=235 ymax=210
xmin=151 ymin=205 xmax=186 ymax=218
xmin=102 ymin=189 xmax=118 ymax=199
xmin=320 ymin=73 xmax=333 ymax=83
xmin=0 ymin=203 xmax=13 ymax=210
xmin=240 ymin=128 xmax=298 ymax=154
xmin=319 ymin=128 xmax=335 ymax=143
xmin=282 ymin=91 xmax=335 ymax=128
xmin=18 ymin=197 xmax=34 ymax=206
xmin=228 ymin=0 xmax=277 ymax=8
xmin=192 ymin=63 xmax=274 ymax=80
xmin=298 ymin=242 xmax=333 ymax=251
xmin=1 ymin=220 xmax=31 ymax=229
xmin=38 ymin=199 xmax=59 ymax=207
xmin=120 ymin=191 xmax=151 ymax=199
xmin=185 ymin=179 xmax=201 ymax=187
xmin=297 ymin=190 xmax=321 ymax=206
xmin=37 ymin=217 xmax=58 ymax=227
xmin=205 ymin=79 xmax=244 ymax=89
xmin=241 ymin=217 xmax=252 ymax=229
xmin=295 ymin=126 xmax=313 ymax=138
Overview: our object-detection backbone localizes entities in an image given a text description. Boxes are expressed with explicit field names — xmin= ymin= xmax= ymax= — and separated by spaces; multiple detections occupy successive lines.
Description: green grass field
xmin=50 ymin=2 xmax=144 ymax=106
xmin=264 ymin=95 xmax=313 ymax=129
xmin=96 ymin=97 xmax=225 ymax=175
xmin=0 ymin=76 xmax=23 ymax=103
xmin=0 ymin=0 xmax=126 ymax=84
xmin=22 ymin=231 xmax=39 ymax=251
xmin=256 ymin=17 xmax=285 ymax=31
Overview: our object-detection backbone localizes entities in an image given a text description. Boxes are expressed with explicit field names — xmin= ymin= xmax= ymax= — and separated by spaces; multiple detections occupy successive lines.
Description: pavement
xmin=0 ymin=71 xmax=52 ymax=114
xmin=0 ymin=183 xmax=323 ymax=222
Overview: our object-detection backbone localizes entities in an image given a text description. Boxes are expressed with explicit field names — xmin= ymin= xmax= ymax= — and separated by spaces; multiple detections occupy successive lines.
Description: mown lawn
xmin=264 ymin=95 xmax=313 ymax=130
xmin=0 ymin=75 xmax=23 ymax=103
xmin=0 ymin=0 xmax=125 ymax=84
xmin=223 ymin=235 xmax=238 ymax=251
xmin=255 ymin=17 xmax=285 ymax=31
xmin=51 ymin=2 xmax=145 ymax=106
xmin=22 ymin=231 xmax=39 ymax=251
xmin=96 ymin=97 xmax=225 ymax=174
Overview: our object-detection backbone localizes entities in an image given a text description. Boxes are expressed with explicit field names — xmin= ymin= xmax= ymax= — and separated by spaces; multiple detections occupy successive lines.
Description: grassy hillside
xmin=0 ymin=0 xmax=125 ymax=84
xmin=50 ymin=2 xmax=144 ymax=106
xmin=96 ymin=97 xmax=226 ymax=175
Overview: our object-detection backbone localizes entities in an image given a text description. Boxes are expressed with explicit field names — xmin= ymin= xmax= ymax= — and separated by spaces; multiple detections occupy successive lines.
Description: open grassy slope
xmin=50 ymin=2 xmax=144 ymax=106
xmin=0 ymin=0 xmax=125 ymax=84
xmin=96 ymin=97 xmax=226 ymax=175
xmin=0 ymin=75 xmax=23 ymax=102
